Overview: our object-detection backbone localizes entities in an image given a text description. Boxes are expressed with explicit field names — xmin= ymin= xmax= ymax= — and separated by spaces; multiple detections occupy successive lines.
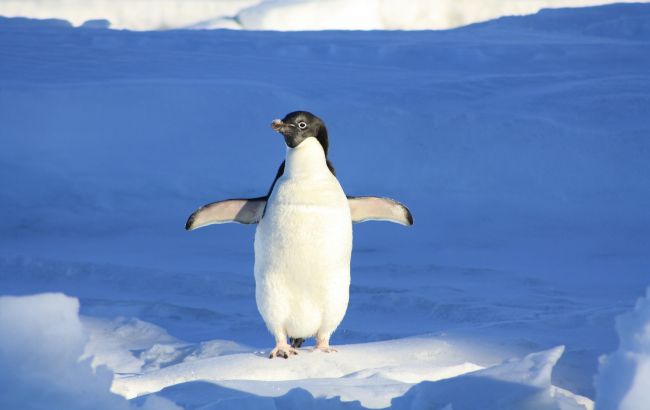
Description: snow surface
xmin=235 ymin=0 xmax=650 ymax=31
xmin=595 ymin=288 xmax=650 ymax=410
xmin=1 ymin=3 xmax=650 ymax=409
xmin=0 ymin=0 xmax=649 ymax=30
xmin=0 ymin=0 xmax=261 ymax=30
xmin=0 ymin=293 xmax=180 ymax=410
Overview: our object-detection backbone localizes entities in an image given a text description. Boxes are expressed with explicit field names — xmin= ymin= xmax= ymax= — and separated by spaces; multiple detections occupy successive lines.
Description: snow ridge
xmin=0 ymin=0 xmax=649 ymax=30
xmin=595 ymin=288 xmax=650 ymax=410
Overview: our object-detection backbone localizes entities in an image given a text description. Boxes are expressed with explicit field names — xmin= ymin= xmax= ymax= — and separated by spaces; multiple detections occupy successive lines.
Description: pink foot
xmin=269 ymin=344 xmax=298 ymax=359
xmin=312 ymin=343 xmax=338 ymax=353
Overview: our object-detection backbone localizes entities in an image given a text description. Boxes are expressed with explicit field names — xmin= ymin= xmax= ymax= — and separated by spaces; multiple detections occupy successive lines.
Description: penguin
xmin=186 ymin=111 xmax=412 ymax=359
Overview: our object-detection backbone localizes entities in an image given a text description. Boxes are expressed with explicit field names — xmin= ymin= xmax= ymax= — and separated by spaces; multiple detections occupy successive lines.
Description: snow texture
xmin=0 ymin=293 xmax=180 ymax=410
xmin=0 ymin=0 xmax=648 ymax=30
xmin=1 ymin=3 xmax=650 ymax=410
xmin=235 ymin=0 xmax=650 ymax=31
xmin=595 ymin=288 xmax=650 ymax=410
xmin=0 ymin=0 xmax=260 ymax=30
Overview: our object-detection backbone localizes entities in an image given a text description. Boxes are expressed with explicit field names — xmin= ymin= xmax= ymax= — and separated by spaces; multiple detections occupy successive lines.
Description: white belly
xmin=254 ymin=172 xmax=352 ymax=339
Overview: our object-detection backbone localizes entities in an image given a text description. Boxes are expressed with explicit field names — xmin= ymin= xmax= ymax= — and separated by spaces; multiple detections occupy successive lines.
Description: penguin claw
xmin=269 ymin=345 xmax=298 ymax=359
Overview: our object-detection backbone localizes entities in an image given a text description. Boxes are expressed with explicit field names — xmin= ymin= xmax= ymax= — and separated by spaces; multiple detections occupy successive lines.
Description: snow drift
xmin=235 ymin=0 xmax=650 ymax=31
xmin=0 ymin=0 xmax=260 ymax=30
xmin=0 ymin=293 xmax=180 ymax=410
xmin=112 ymin=342 xmax=593 ymax=409
xmin=0 ymin=294 xmax=592 ymax=409
xmin=0 ymin=0 xmax=649 ymax=30
xmin=595 ymin=287 xmax=650 ymax=410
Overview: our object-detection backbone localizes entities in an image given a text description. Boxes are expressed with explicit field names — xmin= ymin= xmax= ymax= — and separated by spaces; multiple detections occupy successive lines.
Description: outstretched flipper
xmin=185 ymin=198 xmax=267 ymax=230
xmin=348 ymin=196 xmax=413 ymax=226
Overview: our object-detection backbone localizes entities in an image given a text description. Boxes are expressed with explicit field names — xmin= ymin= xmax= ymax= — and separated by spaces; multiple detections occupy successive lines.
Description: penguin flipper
xmin=185 ymin=198 xmax=267 ymax=230
xmin=348 ymin=196 xmax=413 ymax=226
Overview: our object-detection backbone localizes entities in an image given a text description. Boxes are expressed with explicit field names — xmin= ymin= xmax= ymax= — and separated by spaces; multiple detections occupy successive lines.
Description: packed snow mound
xmin=0 ymin=293 xmax=592 ymax=409
xmin=111 ymin=337 xmax=483 ymax=405
xmin=82 ymin=316 xmax=253 ymax=374
xmin=595 ymin=287 xmax=650 ymax=410
xmin=0 ymin=0 xmax=649 ymax=30
xmin=112 ymin=340 xmax=592 ymax=409
xmin=394 ymin=346 xmax=594 ymax=410
xmin=0 ymin=293 xmax=180 ymax=410
xmin=82 ymin=316 xmax=182 ymax=374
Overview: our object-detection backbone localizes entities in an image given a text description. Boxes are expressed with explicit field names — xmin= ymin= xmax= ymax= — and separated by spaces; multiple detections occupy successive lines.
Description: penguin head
xmin=271 ymin=111 xmax=329 ymax=155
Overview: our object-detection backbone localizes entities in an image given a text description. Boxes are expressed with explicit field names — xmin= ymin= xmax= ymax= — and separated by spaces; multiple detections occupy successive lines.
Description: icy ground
xmin=1 ymin=0 xmax=649 ymax=30
xmin=1 ymin=3 xmax=650 ymax=409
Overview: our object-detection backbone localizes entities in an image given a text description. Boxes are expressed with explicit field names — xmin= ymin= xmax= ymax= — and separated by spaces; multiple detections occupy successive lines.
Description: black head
xmin=271 ymin=111 xmax=329 ymax=155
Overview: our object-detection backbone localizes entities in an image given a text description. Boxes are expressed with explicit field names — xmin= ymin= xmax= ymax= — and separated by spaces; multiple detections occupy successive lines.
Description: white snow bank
xmin=112 ymin=337 xmax=481 ymax=406
xmin=0 ymin=293 xmax=180 ymax=410
xmin=113 ymin=339 xmax=592 ymax=409
xmin=0 ymin=0 xmax=648 ymax=30
xmin=595 ymin=287 xmax=650 ymax=410
xmin=394 ymin=346 xmax=593 ymax=410
xmin=83 ymin=316 xmax=253 ymax=374
xmin=235 ymin=0 xmax=650 ymax=31
xmin=0 ymin=0 xmax=260 ymax=30
xmin=82 ymin=316 xmax=181 ymax=374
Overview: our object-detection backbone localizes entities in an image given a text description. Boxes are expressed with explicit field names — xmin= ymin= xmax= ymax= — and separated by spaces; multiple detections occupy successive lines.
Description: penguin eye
xmin=297 ymin=121 xmax=307 ymax=129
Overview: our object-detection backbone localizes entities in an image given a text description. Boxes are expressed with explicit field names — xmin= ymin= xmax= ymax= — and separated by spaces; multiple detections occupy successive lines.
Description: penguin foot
xmin=269 ymin=344 xmax=298 ymax=359
xmin=312 ymin=344 xmax=337 ymax=353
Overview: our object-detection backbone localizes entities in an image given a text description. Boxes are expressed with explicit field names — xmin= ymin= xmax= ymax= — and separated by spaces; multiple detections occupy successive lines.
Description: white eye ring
xmin=297 ymin=121 xmax=307 ymax=129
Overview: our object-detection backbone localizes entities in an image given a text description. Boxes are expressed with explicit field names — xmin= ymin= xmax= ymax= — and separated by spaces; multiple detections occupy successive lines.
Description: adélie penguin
xmin=186 ymin=111 xmax=413 ymax=359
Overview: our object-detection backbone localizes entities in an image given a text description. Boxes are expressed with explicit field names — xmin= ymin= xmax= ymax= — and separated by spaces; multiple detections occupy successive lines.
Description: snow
xmin=0 ymin=293 xmax=180 ymax=410
xmin=235 ymin=0 xmax=650 ymax=31
xmin=0 ymin=0 xmax=261 ymax=30
xmin=0 ymin=0 xmax=649 ymax=30
xmin=595 ymin=288 xmax=650 ymax=410
xmin=1 ymin=3 xmax=650 ymax=409
xmin=112 ymin=337 xmax=484 ymax=407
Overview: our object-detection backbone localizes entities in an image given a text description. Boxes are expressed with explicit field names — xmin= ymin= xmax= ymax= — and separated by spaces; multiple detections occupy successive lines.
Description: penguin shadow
xmin=137 ymin=372 xmax=548 ymax=409
xmin=143 ymin=381 xmax=369 ymax=410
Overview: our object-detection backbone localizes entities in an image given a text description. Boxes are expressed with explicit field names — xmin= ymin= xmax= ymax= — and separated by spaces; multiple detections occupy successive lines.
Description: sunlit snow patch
xmin=112 ymin=338 xmax=593 ymax=409
xmin=0 ymin=0 xmax=649 ymax=30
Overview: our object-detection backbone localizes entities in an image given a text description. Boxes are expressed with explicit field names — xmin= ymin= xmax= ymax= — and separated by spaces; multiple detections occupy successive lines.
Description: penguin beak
xmin=271 ymin=119 xmax=284 ymax=132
